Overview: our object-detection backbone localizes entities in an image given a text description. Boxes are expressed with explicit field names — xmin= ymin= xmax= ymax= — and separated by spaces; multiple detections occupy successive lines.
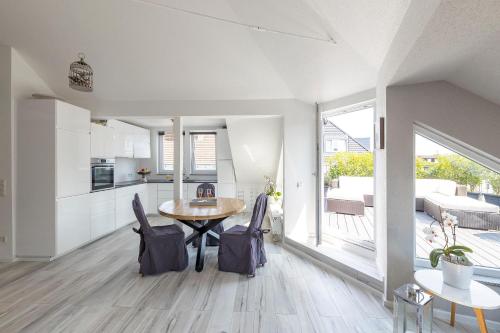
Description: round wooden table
xmin=415 ymin=269 xmax=500 ymax=333
xmin=158 ymin=198 xmax=246 ymax=272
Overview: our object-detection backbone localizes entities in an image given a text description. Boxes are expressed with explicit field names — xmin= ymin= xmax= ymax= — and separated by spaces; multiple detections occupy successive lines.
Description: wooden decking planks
xmin=324 ymin=207 xmax=500 ymax=269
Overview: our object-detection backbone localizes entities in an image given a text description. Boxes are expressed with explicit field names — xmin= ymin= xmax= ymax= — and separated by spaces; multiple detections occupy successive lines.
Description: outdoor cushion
xmin=416 ymin=179 xmax=456 ymax=197
xmin=425 ymin=192 xmax=499 ymax=213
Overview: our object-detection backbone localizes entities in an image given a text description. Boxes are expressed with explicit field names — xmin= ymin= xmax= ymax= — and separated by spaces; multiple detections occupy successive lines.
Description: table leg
xmin=473 ymin=308 xmax=488 ymax=333
xmin=450 ymin=302 xmax=456 ymax=326
xmin=195 ymin=233 xmax=207 ymax=272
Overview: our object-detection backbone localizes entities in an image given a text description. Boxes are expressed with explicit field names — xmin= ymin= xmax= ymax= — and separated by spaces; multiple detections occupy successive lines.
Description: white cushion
xmin=338 ymin=176 xmax=373 ymax=195
xmin=425 ymin=192 xmax=499 ymax=213
xmin=416 ymin=179 xmax=457 ymax=197
xmin=327 ymin=188 xmax=364 ymax=201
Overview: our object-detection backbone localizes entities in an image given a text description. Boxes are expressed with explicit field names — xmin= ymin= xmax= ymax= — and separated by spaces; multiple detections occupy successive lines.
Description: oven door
xmin=91 ymin=165 xmax=114 ymax=191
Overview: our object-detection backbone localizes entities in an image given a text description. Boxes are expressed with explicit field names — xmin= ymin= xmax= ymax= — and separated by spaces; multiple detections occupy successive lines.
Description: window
xmin=191 ymin=132 xmax=216 ymax=173
xmin=158 ymin=131 xmax=174 ymax=173
xmin=324 ymin=136 xmax=347 ymax=153
xmin=415 ymin=133 xmax=500 ymax=277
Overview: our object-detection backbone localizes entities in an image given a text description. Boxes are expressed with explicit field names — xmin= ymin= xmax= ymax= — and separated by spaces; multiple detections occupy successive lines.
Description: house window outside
xmin=158 ymin=131 xmax=174 ymax=173
xmin=191 ymin=132 xmax=216 ymax=173
xmin=324 ymin=136 xmax=346 ymax=153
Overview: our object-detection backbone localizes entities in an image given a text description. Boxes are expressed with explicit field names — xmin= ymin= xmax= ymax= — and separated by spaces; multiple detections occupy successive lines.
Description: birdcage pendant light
xmin=68 ymin=53 xmax=93 ymax=92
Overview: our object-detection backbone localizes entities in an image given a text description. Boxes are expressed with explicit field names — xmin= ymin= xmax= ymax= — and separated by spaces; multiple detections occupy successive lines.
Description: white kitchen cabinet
xmin=108 ymin=119 xmax=134 ymax=158
xmin=147 ymin=184 xmax=158 ymax=214
xmin=91 ymin=123 xmax=115 ymax=158
xmin=56 ymin=129 xmax=91 ymax=198
xmin=56 ymin=101 xmax=91 ymax=133
xmin=157 ymin=183 xmax=174 ymax=208
xmin=216 ymin=128 xmax=232 ymax=160
xmin=108 ymin=119 xmax=150 ymax=158
xmin=17 ymin=99 xmax=92 ymax=260
xmin=115 ymin=184 xmax=147 ymax=229
xmin=56 ymin=194 xmax=91 ymax=256
xmin=90 ymin=190 xmax=116 ymax=239
xmin=133 ymin=127 xmax=151 ymax=158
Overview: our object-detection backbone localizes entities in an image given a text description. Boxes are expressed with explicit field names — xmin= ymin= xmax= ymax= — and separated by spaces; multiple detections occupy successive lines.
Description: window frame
xmin=190 ymin=131 xmax=217 ymax=175
xmin=414 ymin=126 xmax=500 ymax=280
xmin=157 ymin=130 xmax=174 ymax=174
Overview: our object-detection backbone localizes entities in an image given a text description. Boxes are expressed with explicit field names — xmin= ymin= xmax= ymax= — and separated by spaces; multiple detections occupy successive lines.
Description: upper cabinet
xmin=133 ymin=127 xmax=151 ymax=158
xmin=107 ymin=119 xmax=150 ymax=158
xmin=91 ymin=123 xmax=115 ymax=158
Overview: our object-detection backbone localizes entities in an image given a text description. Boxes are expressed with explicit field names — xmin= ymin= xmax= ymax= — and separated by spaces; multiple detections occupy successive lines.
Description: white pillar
xmin=173 ymin=117 xmax=183 ymax=200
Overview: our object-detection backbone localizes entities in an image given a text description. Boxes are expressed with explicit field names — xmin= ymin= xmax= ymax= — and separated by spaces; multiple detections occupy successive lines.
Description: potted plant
xmin=264 ymin=176 xmax=282 ymax=204
xmin=137 ymin=168 xmax=151 ymax=182
xmin=424 ymin=212 xmax=474 ymax=289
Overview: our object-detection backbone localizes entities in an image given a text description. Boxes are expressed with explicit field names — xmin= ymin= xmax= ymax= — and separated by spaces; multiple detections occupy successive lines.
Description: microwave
xmin=91 ymin=158 xmax=115 ymax=191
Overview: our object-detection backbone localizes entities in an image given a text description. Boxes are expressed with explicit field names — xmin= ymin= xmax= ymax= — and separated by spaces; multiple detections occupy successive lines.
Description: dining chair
xmin=132 ymin=193 xmax=188 ymax=275
xmin=194 ymin=182 xmax=223 ymax=247
xmin=196 ymin=182 xmax=216 ymax=198
xmin=217 ymin=193 xmax=268 ymax=277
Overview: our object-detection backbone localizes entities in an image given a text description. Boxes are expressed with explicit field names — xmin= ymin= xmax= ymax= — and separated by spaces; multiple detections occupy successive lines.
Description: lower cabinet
xmin=56 ymin=194 xmax=91 ymax=256
xmin=90 ymin=190 xmax=116 ymax=239
xmin=115 ymin=184 xmax=147 ymax=229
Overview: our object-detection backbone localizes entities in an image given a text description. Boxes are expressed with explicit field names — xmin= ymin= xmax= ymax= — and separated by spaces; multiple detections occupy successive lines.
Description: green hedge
xmin=325 ymin=152 xmax=498 ymax=194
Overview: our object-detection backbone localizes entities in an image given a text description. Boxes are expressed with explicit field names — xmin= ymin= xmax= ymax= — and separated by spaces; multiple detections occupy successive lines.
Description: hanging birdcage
xmin=68 ymin=53 xmax=93 ymax=92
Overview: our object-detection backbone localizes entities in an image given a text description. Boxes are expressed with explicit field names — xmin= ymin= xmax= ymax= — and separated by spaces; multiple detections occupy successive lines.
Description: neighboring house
xmin=322 ymin=120 xmax=370 ymax=160
xmin=418 ymin=154 xmax=438 ymax=163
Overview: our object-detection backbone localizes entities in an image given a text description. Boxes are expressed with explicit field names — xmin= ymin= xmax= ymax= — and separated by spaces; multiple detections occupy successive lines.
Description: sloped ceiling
xmin=390 ymin=0 xmax=500 ymax=106
xmin=0 ymin=0 xmax=409 ymax=104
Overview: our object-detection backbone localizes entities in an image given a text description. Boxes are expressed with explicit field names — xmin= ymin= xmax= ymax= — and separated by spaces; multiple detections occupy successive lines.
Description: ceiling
xmin=390 ymin=1 xmax=500 ymax=106
xmin=0 ymin=0 xmax=409 ymax=104
xmin=119 ymin=117 xmax=227 ymax=128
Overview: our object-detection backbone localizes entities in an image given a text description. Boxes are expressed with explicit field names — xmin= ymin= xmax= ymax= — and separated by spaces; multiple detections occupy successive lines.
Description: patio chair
xmin=193 ymin=182 xmax=223 ymax=247
xmin=132 ymin=193 xmax=188 ymax=275
xmin=217 ymin=193 xmax=268 ymax=277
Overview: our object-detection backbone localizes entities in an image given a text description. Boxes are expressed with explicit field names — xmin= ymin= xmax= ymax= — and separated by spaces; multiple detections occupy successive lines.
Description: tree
xmin=326 ymin=152 xmax=373 ymax=180
xmin=485 ymin=171 xmax=500 ymax=195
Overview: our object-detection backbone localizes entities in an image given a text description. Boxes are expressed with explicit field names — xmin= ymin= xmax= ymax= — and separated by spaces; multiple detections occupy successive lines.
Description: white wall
xmin=384 ymin=81 xmax=500 ymax=321
xmin=226 ymin=117 xmax=282 ymax=184
xmin=114 ymin=158 xmax=140 ymax=183
xmin=0 ymin=45 xmax=13 ymax=260
xmin=91 ymin=99 xmax=316 ymax=245
xmin=0 ymin=47 xmax=54 ymax=260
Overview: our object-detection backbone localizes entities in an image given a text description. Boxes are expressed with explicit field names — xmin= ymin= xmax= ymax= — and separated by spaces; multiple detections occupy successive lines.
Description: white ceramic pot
xmin=441 ymin=258 xmax=474 ymax=289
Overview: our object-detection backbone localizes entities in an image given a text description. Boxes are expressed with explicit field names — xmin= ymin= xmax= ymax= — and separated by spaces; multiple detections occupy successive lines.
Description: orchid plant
xmin=424 ymin=212 xmax=473 ymax=268
xmin=264 ymin=176 xmax=282 ymax=201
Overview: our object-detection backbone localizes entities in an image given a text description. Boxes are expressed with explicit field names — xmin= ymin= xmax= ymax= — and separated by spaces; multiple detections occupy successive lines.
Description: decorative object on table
xmin=137 ymin=168 xmax=151 ymax=182
xmin=264 ymin=176 xmax=282 ymax=204
xmin=425 ymin=211 xmax=474 ymax=289
xmin=393 ymin=283 xmax=433 ymax=333
xmin=189 ymin=198 xmax=218 ymax=206
xmin=68 ymin=53 xmax=93 ymax=92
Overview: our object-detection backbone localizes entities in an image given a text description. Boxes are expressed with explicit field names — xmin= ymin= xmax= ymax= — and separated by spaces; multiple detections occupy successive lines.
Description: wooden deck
xmin=323 ymin=207 xmax=500 ymax=269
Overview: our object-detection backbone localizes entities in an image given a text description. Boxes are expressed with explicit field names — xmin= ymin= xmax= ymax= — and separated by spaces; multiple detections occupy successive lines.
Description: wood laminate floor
xmin=0 ymin=215 xmax=495 ymax=332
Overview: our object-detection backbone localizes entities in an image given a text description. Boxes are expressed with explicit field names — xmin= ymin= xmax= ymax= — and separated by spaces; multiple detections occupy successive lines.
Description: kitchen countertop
xmin=113 ymin=179 xmax=217 ymax=189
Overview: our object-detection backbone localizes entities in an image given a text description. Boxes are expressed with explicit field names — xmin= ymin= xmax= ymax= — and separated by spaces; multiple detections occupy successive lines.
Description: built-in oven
xmin=91 ymin=158 xmax=115 ymax=192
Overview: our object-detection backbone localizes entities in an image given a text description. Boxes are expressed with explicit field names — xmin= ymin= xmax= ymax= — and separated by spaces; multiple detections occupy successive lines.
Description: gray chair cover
xmin=217 ymin=193 xmax=268 ymax=276
xmin=194 ymin=183 xmax=223 ymax=247
xmin=132 ymin=194 xmax=188 ymax=275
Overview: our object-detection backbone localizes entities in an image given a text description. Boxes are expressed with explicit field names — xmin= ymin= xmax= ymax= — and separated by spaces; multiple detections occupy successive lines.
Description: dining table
xmin=158 ymin=197 xmax=246 ymax=272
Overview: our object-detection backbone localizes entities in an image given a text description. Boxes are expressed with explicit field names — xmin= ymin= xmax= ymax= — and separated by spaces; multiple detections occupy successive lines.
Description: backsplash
xmin=114 ymin=158 xmax=140 ymax=182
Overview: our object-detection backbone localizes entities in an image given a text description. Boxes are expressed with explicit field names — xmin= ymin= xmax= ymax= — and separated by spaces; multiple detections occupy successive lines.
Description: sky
xmin=326 ymin=108 xmax=455 ymax=156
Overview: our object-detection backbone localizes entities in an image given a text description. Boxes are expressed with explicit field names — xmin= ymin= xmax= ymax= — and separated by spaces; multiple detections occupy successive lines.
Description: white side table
xmin=415 ymin=269 xmax=500 ymax=333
